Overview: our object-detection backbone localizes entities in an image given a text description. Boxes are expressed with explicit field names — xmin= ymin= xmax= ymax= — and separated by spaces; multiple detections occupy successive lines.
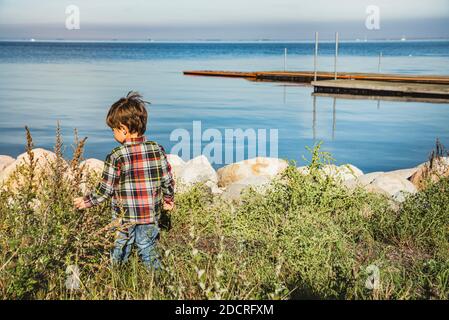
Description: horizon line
xmin=1 ymin=37 xmax=449 ymax=43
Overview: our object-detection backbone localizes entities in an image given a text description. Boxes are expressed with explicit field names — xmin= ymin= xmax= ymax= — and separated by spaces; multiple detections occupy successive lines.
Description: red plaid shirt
xmin=84 ymin=136 xmax=175 ymax=224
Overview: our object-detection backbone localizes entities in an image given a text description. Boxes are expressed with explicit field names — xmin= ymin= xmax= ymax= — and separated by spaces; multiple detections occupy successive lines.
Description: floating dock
xmin=183 ymin=70 xmax=449 ymax=85
xmin=312 ymin=80 xmax=449 ymax=100
xmin=183 ymin=70 xmax=449 ymax=100
xmin=312 ymin=92 xmax=449 ymax=104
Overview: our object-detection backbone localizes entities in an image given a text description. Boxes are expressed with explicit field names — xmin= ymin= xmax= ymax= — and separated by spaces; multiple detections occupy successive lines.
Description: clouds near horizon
xmin=0 ymin=0 xmax=448 ymax=40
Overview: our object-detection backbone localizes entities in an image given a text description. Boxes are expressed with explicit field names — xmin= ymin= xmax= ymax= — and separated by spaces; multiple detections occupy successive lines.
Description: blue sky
xmin=0 ymin=0 xmax=448 ymax=40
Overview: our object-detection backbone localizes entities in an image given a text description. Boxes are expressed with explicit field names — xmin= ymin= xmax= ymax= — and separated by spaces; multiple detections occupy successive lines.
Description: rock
xmin=166 ymin=154 xmax=186 ymax=168
xmin=416 ymin=156 xmax=449 ymax=169
xmin=358 ymin=172 xmax=384 ymax=185
xmin=385 ymin=168 xmax=418 ymax=180
xmin=221 ymin=176 xmax=272 ymax=202
xmin=297 ymin=166 xmax=310 ymax=175
xmin=409 ymin=156 xmax=449 ymax=190
xmin=366 ymin=173 xmax=417 ymax=199
xmin=177 ymin=155 xmax=218 ymax=186
xmin=80 ymin=158 xmax=104 ymax=175
xmin=343 ymin=171 xmax=384 ymax=190
xmin=217 ymin=157 xmax=288 ymax=188
xmin=16 ymin=148 xmax=57 ymax=165
xmin=321 ymin=164 xmax=364 ymax=181
xmin=166 ymin=154 xmax=186 ymax=181
xmin=235 ymin=175 xmax=272 ymax=190
xmin=342 ymin=164 xmax=364 ymax=177
xmin=0 ymin=155 xmax=15 ymax=172
xmin=0 ymin=148 xmax=58 ymax=185
xmin=221 ymin=184 xmax=248 ymax=202
xmin=392 ymin=191 xmax=410 ymax=203
xmin=17 ymin=148 xmax=56 ymax=165
xmin=205 ymin=180 xmax=223 ymax=195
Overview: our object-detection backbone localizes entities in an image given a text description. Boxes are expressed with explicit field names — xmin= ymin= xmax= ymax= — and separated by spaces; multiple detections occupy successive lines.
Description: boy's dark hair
xmin=106 ymin=91 xmax=149 ymax=135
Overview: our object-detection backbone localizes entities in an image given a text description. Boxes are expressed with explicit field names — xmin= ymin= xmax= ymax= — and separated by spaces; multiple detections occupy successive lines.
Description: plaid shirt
xmin=84 ymin=136 xmax=175 ymax=224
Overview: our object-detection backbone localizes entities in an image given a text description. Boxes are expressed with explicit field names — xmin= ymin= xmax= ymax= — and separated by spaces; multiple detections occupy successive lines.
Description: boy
xmin=74 ymin=91 xmax=175 ymax=270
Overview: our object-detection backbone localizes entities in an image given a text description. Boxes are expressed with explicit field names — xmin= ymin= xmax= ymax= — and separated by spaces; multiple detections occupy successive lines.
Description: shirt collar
xmin=124 ymin=135 xmax=146 ymax=146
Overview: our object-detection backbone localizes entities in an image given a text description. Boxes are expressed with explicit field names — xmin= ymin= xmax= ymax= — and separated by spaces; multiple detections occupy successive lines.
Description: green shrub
xmin=0 ymin=129 xmax=447 ymax=300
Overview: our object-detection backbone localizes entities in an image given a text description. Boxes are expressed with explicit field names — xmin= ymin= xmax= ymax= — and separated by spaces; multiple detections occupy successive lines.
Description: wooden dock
xmin=183 ymin=70 xmax=449 ymax=85
xmin=183 ymin=70 xmax=449 ymax=100
xmin=312 ymin=80 xmax=449 ymax=100
xmin=312 ymin=92 xmax=449 ymax=104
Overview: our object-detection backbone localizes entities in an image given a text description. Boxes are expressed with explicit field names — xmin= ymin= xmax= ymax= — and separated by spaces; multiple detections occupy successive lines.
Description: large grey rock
xmin=0 ymin=148 xmax=58 ymax=185
xmin=166 ymin=154 xmax=186 ymax=168
xmin=321 ymin=164 xmax=364 ymax=181
xmin=343 ymin=171 xmax=384 ymax=190
xmin=358 ymin=172 xmax=384 ymax=185
xmin=80 ymin=158 xmax=104 ymax=175
xmin=163 ymin=154 xmax=186 ymax=186
xmin=177 ymin=155 xmax=218 ymax=185
xmin=166 ymin=154 xmax=186 ymax=180
xmin=416 ymin=156 xmax=449 ymax=169
xmin=410 ymin=156 xmax=449 ymax=190
xmin=16 ymin=148 xmax=57 ymax=165
xmin=366 ymin=173 xmax=417 ymax=200
xmin=392 ymin=191 xmax=410 ymax=203
xmin=205 ymin=180 xmax=223 ymax=195
xmin=217 ymin=157 xmax=288 ymax=188
xmin=297 ymin=166 xmax=310 ymax=175
xmin=0 ymin=155 xmax=15 ymax=172
xmin=385 ymin=168 xmax=418 ymax=180
xmin=221 ymin=176 xmax=272 ymax=202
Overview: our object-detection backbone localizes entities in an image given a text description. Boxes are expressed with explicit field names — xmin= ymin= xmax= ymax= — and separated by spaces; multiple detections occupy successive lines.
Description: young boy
xmin=74 ymin=91 xmax=175 ymax=270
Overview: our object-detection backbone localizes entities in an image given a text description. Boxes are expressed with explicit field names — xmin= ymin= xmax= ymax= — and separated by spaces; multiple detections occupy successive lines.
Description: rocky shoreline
xmin=1 ymin=148 xmax=448 ymax=204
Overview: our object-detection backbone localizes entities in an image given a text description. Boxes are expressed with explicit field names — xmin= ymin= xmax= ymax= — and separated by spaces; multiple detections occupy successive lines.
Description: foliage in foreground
xmin=0 ymin=127 xmax=447 ymax=300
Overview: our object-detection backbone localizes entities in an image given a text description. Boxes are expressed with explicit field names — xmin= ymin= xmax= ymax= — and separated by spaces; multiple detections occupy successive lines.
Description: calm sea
xmin=0 ymin=40 xmax=449 ymax=172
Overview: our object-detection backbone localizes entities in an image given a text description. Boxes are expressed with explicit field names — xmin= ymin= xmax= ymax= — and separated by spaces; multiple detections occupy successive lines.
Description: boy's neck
xmin=122 ymin=133 xmax=144 ymax=144
xmin=127 ymin=132 xmax=140 ymax=139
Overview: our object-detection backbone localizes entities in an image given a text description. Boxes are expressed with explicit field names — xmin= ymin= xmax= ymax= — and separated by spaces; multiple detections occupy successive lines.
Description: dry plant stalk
xmin=24 ymin=126 xmax=36 ymax=196
xmin=70 ymin=129 xmax=88 ymax=195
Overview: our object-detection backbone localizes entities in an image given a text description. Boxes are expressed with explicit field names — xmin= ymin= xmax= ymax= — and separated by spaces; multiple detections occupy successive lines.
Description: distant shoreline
xmin=1 ymin=38 xmax=449 ymax=44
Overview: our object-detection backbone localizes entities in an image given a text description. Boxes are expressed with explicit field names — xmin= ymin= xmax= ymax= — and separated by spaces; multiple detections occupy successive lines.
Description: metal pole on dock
xmin=284 ymin=48 xmax=287 ymax=71
xmin=378 ymin=51 xmax=382 ymax=73
xmin=334 ymin=32 xmax=339 ymax=80
xmin=314 ymin=32 xmax=319 ymax=81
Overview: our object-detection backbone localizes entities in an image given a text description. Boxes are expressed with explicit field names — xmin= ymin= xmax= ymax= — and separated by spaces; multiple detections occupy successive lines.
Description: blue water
xmin=0 ymin=40 xmax=449 ymax=172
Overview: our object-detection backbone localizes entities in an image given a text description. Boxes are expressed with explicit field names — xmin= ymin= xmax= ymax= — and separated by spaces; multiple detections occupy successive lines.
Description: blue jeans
xmin=111 ymin=223 xmax=161 ymax=270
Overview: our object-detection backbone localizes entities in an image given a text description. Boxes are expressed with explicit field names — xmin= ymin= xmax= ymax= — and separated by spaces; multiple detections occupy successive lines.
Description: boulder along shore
xmin=1 ymin=148 xmax=448 ymax=205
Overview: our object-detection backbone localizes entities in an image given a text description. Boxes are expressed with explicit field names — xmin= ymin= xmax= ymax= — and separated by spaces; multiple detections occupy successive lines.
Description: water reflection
xmin=1 ymin=41 xmax=449 ymax=173
xmin=332 ymin=98 xmax=336 ymax=141
xmin=312 ymin=96 xmax=337 ymax=142
xmin=310 ymin=92 xmax=449 ymax=148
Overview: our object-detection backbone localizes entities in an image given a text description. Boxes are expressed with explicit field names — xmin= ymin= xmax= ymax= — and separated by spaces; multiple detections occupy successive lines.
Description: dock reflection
xmin=311 ymin=92 xmax=449 ymax=142
xmin=312 ymin=95 xmax=337 ymax=142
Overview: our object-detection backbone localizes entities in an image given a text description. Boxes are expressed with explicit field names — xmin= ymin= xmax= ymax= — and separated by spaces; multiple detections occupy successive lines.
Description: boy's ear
xmin=119 ymin=124 xmax=128 ymax=133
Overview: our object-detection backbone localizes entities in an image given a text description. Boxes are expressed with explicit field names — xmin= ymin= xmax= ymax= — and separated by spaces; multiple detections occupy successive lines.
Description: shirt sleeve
xmin=158 ymin=144 xmax=175 ymax=202
xmin=84 ymin=151 xmax=121 ymax=207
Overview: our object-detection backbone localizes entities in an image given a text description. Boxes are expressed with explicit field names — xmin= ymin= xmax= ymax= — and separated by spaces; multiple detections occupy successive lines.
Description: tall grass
xmin=0 ymin=127 xmax=447 ymax=299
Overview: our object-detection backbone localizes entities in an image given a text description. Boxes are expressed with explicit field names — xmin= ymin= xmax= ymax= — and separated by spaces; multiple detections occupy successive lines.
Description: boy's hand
xmin=74 ymin=197 xmax=91 ymax=210
xmin=163 ymin=200 xmax=174 ymax=211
